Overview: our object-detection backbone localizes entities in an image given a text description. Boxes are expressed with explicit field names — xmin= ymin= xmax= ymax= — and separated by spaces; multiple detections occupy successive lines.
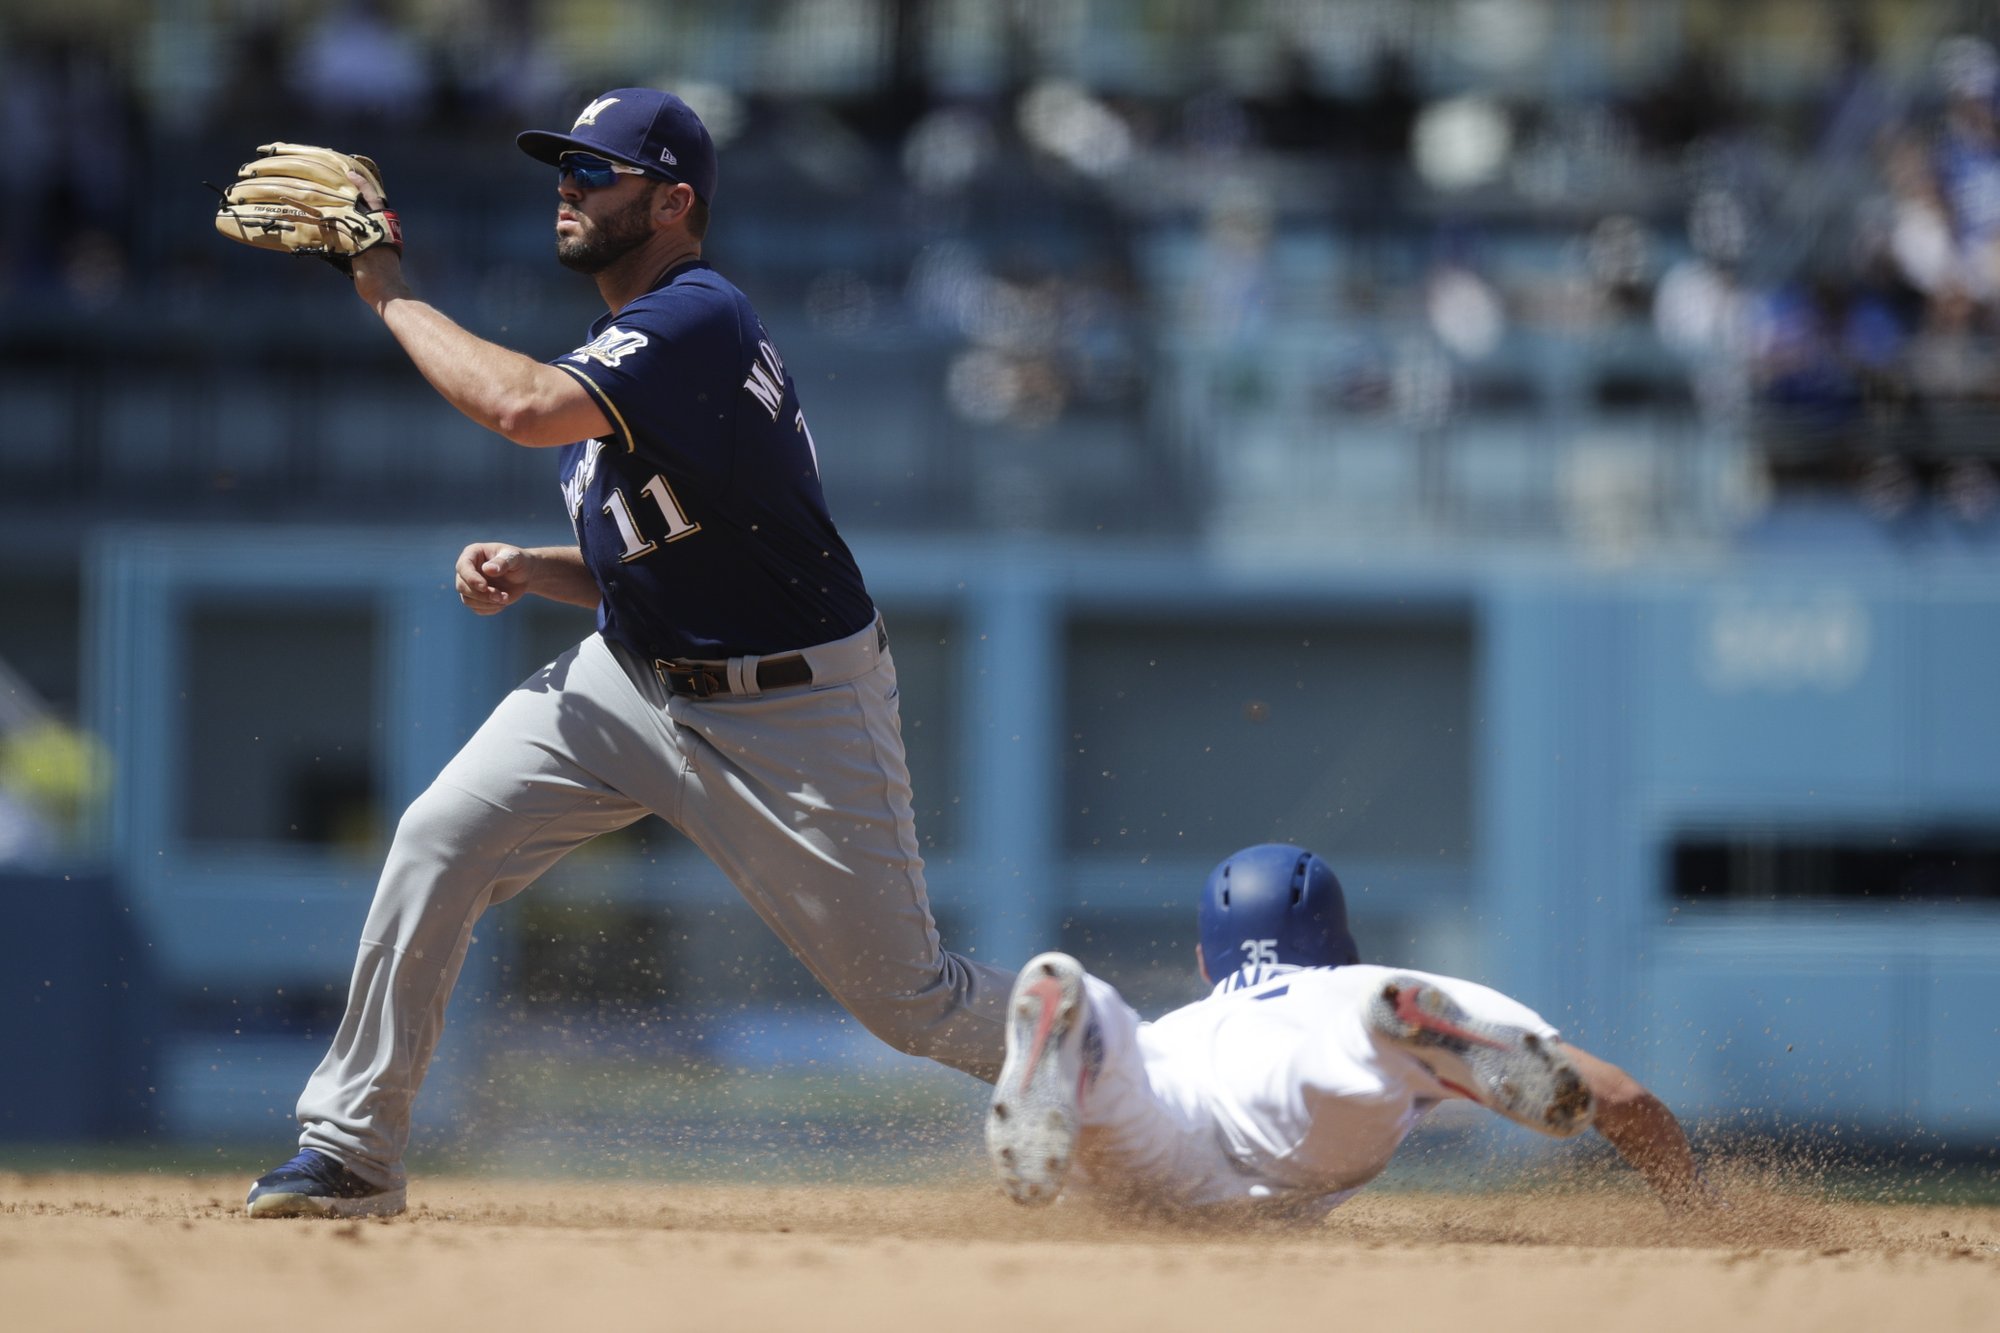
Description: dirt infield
xmin=3 ymin=1172 xmax=1994 ymax=1333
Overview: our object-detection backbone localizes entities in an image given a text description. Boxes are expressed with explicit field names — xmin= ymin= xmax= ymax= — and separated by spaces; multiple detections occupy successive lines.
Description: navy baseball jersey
xmin=551 ymin=259 xmax=875 ymax=660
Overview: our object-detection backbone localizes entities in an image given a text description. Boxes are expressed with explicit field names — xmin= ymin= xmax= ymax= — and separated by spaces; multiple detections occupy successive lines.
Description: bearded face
xmin=557 ymin=184 xmax=659 ymax=274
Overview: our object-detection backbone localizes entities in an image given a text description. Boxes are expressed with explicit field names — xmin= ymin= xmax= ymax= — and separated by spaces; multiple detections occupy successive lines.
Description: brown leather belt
xmin=657 ymin=654 xmax=810 ymax=699
xmin=655 ymin=621 xmax=887 ymax=699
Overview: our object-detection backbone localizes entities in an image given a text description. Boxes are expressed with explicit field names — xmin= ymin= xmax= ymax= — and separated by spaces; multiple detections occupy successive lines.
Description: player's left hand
xmin=212 ymin=142 xmax=403 ymax=276
xmin=455 ymin=542 xmax=531 ymax=614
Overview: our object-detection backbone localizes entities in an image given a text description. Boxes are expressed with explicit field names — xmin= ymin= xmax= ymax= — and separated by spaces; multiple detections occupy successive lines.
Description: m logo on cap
xmin=574 ymin=95 xmax=620 ymax=127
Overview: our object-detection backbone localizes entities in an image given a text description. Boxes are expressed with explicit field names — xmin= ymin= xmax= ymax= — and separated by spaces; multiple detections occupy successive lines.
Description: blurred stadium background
xmin=2 ymin=0 xmax=1997 ymax=1181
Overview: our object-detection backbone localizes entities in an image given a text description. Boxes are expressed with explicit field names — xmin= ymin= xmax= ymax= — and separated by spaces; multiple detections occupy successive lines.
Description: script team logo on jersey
xmin=561 ymin=439 xmax=605 ymax=522
xmin=568 ymin=326 xmax=649 ymax=369
xmin=574 ymin=96 xmax=620 ymax=127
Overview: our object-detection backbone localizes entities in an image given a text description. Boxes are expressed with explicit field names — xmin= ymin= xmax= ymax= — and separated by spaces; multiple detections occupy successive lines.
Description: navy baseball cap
xmin=518 ymin=88 xmax=718 ymax=202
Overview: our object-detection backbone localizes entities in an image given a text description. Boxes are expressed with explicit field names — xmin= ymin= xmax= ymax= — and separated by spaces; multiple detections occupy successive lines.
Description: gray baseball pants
xmin=295 ymin=618 xmax=1013 ymax=1189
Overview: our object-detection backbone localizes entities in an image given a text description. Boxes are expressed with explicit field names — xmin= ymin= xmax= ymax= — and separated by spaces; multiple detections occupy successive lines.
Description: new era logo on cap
xmin=518 ymin=87 xmax=718 ymax=202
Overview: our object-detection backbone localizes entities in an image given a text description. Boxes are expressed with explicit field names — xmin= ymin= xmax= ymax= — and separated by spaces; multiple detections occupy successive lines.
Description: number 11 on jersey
xmin=604 ymin=473 xmax=701 ymax=561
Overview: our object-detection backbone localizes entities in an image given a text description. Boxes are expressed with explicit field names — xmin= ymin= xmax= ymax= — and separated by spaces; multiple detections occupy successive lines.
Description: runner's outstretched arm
xmin=1563 ymin=1043 xmax=1720 ymax=1214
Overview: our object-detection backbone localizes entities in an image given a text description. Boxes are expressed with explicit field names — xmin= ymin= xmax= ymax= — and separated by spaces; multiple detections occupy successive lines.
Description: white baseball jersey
xmin=1071 ymin=963 xmax=1562 ymax=1217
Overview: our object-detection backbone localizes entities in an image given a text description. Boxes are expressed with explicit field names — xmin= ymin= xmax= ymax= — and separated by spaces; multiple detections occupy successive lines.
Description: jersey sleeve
xmin=550 ymin=286 xmax=739 ymax=474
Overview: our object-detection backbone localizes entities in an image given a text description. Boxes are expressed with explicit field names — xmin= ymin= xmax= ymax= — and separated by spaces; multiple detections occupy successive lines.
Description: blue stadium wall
xmin=9 ymin=525 xmax=1992 ymax=1147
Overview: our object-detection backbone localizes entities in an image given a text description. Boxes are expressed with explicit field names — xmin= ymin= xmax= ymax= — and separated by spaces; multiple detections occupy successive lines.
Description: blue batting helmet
xmin=1198 ymin=843 xmax=1360 ymax=978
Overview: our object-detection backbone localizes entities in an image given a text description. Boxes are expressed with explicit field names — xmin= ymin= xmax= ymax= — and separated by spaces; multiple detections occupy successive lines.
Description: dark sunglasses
xmin=558 ymin=151 xmax=650 ymax=189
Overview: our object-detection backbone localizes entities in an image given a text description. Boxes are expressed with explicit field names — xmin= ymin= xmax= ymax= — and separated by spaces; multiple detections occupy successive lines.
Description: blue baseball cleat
xmin=245 ymin=1149 xmax=407 ymax=1219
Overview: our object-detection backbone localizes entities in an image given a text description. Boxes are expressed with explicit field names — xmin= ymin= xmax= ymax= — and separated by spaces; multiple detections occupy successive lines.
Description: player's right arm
xmin=455 ymin=543 xmax=600 ymax=614
xmin=1560 ymin=1043 xmax=1722 ymax=1215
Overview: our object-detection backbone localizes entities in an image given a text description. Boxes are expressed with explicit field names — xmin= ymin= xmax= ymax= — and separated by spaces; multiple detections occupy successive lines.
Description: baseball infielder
xmin=213 ymin=89 xmax=1014 ymax=1217
xmin=986 ymin=844 xmax=1717 ymax=1218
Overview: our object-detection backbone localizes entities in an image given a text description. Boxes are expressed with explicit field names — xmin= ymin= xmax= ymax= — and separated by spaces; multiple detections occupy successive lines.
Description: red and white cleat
xmin=987 ymin=951 xmax=1100 ymax=1206
xmin=1368 ymin=975 xmax=1595 ymax=1138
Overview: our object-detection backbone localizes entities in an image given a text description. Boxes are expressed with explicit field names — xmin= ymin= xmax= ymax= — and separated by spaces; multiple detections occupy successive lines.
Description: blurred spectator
xmin=1187 ymin=181 xmax=1275 ymax=343
xmin=1627 ymin=43 xmax=1742 ymax=157
xmin=212 ymin=20 xmax=295 ymax=135
xmin=911 ymin=239 xmax=1138 ymax=433
xmin=1179 ymin=87 xmax=1254 ymax=160
xmin=1906 ymin=282 xmax=1996 ymax=401
xmin=1817 ymin=14 xmax=1894 ymax=159
xmin=1251 ymin=44 xmax=1344 ymax=152
xmin=0 ymin=40 xmax=59 ymax=294
xmin=289 ymin=0 xmax=433 ymax=126
xmin=1743 ymin=272 xmax=1874 ymax=505
xmin=1425 ymin=227 xmax=1505 ymax=362
xmin=1929 ymin=36 xmax=2000 ymax=304
xmin=63 ymin=230 xmax=127 ymax=313
xmin=1016 ymin=79 xmax=1135 ymax=180
xmin=1938 ymin=454 xmax=2000 ymax=523
xmin=1883 ymin=132 xmax=1959 ymax=299
xmin=902 ymin=103 xmax=1002 ymax=194
xmin=429 ymin=0 xmax=571 ymax=128
xmin=1583 ymin=214 xmax=1654 ymax=319
xmin=1655 ymin=190 xmax=1755 ymax=426
xmin=1347 ymin=49 xmax=1421 ymax=232
xmin=1745 ymin=256 xmax=1928 ymax=513
xmin=0 ymin=35 xmax=138 ymax=306
xmin=1751 ymin=277 xmax=1869 ymax=427
xmin=1349 ymin=50 xmax=1421 ymax=162
xmin=1242 ymin=45 xmax=1420 ymax=162
xmin=832 ymin=0 xmax=933 ymax=149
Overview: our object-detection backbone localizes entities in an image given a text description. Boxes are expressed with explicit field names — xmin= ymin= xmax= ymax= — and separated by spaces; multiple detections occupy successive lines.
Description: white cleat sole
xmin=1368 ymin=975 xmax=1595 ymax=1138
xmin=246 ymin=1187 xmax=408 ymax=1219
xmin=987 ymin=951 xmax=1091 ymax=1207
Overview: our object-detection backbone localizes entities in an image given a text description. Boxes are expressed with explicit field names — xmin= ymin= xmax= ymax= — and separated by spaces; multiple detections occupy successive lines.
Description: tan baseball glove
xmin=213 ymin=142 xmax=403 ymax=274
